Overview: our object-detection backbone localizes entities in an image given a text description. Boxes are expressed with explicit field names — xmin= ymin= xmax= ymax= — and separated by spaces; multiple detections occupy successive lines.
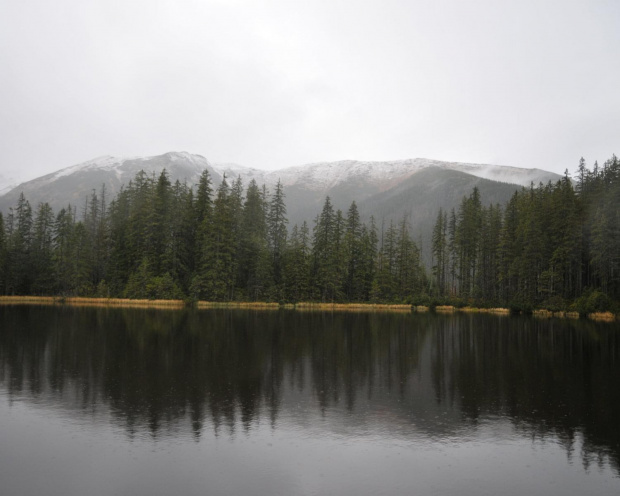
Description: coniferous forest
xmin=431 ymin=156 xmax=620 ymax=313
xmin=0 ymin=156 xmax=618 ymax=312
xmin=0 ymin=169 xmax=425 ymax=303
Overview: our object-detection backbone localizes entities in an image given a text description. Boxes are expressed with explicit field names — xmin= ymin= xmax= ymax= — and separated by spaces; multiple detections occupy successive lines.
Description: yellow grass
xmin=196 ymin=301 xmax=280 ymax=310
xmin=431 ymin=305 xmax=510 ymax=315
xmin=534 ymin=309 xmax=607 ymax=321
xmin=293 ymin=302 xmax=411 ymax=313
xmin=0 ymin=296 xmax=57 ymax=305
xmin=533 ymin=309 xmax=554 ymax=318
xmin=0 ymin=296 xmax=615 ymax=321
xmin=0 ymin=295 xmax=185 ymax=309
xmin=458 ymin=307 xmax=511 ymax=315
xmin=434 ymin=305 xmax=456 ymax=313
xmin=66 ymin=297 xmax=185 ymax=309
xmin=588 ymin=311 xmax=616 ymax=322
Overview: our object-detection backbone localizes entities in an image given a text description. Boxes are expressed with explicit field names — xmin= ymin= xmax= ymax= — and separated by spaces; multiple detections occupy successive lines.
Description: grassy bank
xmin=0 ymin=295 xmax=186 ymax=309
xmin=415 ymin=305 xmax=511 ymax=315
xmin=0 ymin=296 xmax=617 ymax=321
xmin=413 ymin=303 xmax=617 ymax=322
xmin=293 ymin=302 xmax=412 ymax=312
xmin=0 ymin=296 xmax=410 ymax=313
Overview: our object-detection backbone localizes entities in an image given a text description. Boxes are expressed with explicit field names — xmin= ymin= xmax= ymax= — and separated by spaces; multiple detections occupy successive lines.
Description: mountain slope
xmin=356 ymin=167 xmax=525 ymax=262
xmin=0 ymin=153 xmax=213 ymax=213
xmin=0 ymin=152 xmax=560 ymax=230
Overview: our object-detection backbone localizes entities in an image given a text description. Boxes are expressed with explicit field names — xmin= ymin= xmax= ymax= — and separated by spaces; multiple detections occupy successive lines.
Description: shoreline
xmin=0 ymin=296 xmax=616 ymax=321
xmin=412 ymin=304 xmax=616 ymax=322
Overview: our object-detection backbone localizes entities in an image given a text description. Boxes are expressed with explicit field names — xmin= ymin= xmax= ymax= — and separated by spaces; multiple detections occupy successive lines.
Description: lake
xmin=0 ymin=305 xmax=619 ymax=495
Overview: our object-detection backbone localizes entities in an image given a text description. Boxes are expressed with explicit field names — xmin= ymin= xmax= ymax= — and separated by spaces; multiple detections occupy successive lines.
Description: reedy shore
xmin=0 ymin=295 xmax=617 ymax=322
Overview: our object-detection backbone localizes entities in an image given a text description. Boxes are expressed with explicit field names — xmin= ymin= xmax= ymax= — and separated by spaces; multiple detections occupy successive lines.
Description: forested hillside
xmin=430 ymin=156 xmax=620 ymax=313
xmin=357 ymin=167 xmax=522 ymax=264
xmin=0 ymin=156 xmax=617 ymax=312
xmin=0 ymin=169 xmax=426 ymax=303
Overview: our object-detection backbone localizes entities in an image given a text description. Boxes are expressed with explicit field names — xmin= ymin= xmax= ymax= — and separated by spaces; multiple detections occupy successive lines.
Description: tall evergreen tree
xmin=343 ymin=201 xmax=364 ymax=301
xmin=239 ymin=179 xmax=272 ymax=300
xmin=283 ymin=222 xmax=311 ymax=302
xmin=52 ymin=206 xmax=75 ymax=294
xmin=268 ymin=180 xmax=288 ymax=296
xmin=312 ymin=197 xmax=341 ymax=301
xmin=31 ymin=202 xmax=55 ymax=293
xmin=192 ymin=176 xmax=236 ymax=300
xmin=431 ymin=208 xmax=448 ymax=296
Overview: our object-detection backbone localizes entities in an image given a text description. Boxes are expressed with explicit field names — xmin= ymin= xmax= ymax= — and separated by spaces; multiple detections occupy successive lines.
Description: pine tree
xmin=191 ymin=176 xmax=236 ymax=300
xmin=52 ymin=206 xmax=75 ymax=294
xmin=31 ymin=202 xmax=55 ymax=294
xmin=268 ymin=180 xmax=288 ymax=297
xmin=431 ymin=208 xmax=448 ymax=296
xmin=447 ymin=208 xmax=458 ymax=295
xmin=7 ymin=193 xmax=34 ymax=294
xmin=312 ymin=197 xmax=341 ymax=301
xmin=192 ymin=169 xmax=213 ymax=277
xmin=360 ymin=216 xmax=378 ymax=301
xmin=283 ymin=222 xmax=311 ymax=302
xmin=107 ymin=188 xmax=132 ymax=295
xmin=344 ymin=202 xmax=364 ymax=301
xmin=170 ymin=181 xmax=195 ymax=293
xmin=239 ymin=179 xmax=272 ymax=300
xmin=372 ymin=219 xmax=398 ymax=302
xmin=70 ymin=221 xmax=93 ymax=295
xmin=394 ymin=214 xmax=424 ymax=301
xmin=146 ymin=169 xmax=172 ymax=276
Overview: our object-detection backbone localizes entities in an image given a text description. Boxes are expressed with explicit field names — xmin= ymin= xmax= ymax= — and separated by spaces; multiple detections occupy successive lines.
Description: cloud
xmin=0 ymin=0 xmax=618 ymax=181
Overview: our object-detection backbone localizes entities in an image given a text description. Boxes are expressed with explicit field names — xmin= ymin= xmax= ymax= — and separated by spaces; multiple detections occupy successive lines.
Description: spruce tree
xmin=192 ymin=176 xmax=236 ymax=300
xmin=312 ymin=197 xmax=342 ymax=301
xmin=31 ymin=202 xmax=55 ymax=294
xmin=268 ymin=180 xmax=288 ymax=297
xmin=344 ymin=202 xmax=364 ymax=301
xmin=431 ymin=208 xmax=448 ymax=296
xmin=283 ymin=223 xmax=311 ymax=302
xmin=240 ymin=179 xmax=272 ymax=300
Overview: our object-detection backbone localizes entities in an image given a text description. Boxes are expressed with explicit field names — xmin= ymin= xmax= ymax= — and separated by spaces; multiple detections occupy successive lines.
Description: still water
xmin=0 ymin=306 xmax=619 ymax=495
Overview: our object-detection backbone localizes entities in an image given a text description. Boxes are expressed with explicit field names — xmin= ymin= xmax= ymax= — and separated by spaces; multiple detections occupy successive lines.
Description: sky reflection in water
xmin=0 ymin=306 xmax=619 ymax=496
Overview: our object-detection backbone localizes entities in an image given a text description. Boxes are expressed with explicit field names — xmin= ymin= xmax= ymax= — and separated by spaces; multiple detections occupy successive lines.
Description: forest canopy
xmin=0 ymin=155 xmax=618 ymax=312
xmin=0 ymin=169 xmax=424 ymax=303
xmin=430 ymin=156 xmax=620 ymax=313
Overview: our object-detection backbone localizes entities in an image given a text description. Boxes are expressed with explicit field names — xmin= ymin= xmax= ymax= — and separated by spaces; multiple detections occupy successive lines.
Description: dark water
xmin=1 ymin=306 xmax=619 ymax=496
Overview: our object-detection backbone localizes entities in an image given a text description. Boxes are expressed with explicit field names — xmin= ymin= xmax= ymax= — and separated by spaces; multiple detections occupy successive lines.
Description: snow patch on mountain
xmin=261 ymin=158 xmax=558 ymax=191
xmin=34 ymin=152 xmax=561 ymax=194
xmin=269 ymin=159 xmax=422 ymax=191
xmin=1 ymin=152 xmax=561 ymax=210
xmin=0 ymin=172 xmax=21 ymax=197
xmin=52 ymin=155 xmax=132 ymax=179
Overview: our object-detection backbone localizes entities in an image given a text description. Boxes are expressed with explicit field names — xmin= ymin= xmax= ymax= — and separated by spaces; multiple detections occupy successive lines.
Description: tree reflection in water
xmin=0 ymin=305 xmax=618 ymax=473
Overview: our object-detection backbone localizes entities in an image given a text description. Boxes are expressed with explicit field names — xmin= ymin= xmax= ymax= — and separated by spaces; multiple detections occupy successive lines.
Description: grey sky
xmin=1 ymin=0 xmax=619 ymax=183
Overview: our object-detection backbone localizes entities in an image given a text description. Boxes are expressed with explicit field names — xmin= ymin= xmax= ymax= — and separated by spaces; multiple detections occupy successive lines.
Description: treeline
xmin=0 ymin=169 xmax=427 ymax=302
xmin=431 ymin=155 xmax=620 ymax=312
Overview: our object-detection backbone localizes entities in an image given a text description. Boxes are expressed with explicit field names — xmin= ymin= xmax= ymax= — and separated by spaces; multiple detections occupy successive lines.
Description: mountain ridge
xmin=0 ymin=152 xmax=562 ymax=235
xmin=0 ymin=151 xmax=560 ymax=204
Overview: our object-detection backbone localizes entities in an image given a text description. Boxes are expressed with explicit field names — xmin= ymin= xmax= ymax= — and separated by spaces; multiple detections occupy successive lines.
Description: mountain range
xmin=0 ymin=151 xmax=561 ymax=260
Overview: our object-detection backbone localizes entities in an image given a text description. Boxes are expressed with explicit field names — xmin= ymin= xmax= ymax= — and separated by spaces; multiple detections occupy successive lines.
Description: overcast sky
xmin=1 ymin=0 xmax=619 ymax=183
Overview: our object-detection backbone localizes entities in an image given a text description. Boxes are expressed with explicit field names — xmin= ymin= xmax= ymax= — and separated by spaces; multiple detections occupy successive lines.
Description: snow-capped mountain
xmin=0 ymin=152 xmax=561 ymax=229
xmin=0 ymin=172 xmax=20 ymax=198
xmin=267 ymin=158 xmax=557 ymax=191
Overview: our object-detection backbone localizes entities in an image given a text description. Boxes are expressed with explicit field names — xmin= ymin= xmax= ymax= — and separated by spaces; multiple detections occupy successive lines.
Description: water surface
xmin=1 ymin=306 xmax=619 ymax=495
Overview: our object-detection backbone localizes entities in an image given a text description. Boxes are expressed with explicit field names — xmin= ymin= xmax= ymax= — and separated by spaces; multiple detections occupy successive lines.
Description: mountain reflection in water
xmin=0 ymin=305 xmax=619 ymax=475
